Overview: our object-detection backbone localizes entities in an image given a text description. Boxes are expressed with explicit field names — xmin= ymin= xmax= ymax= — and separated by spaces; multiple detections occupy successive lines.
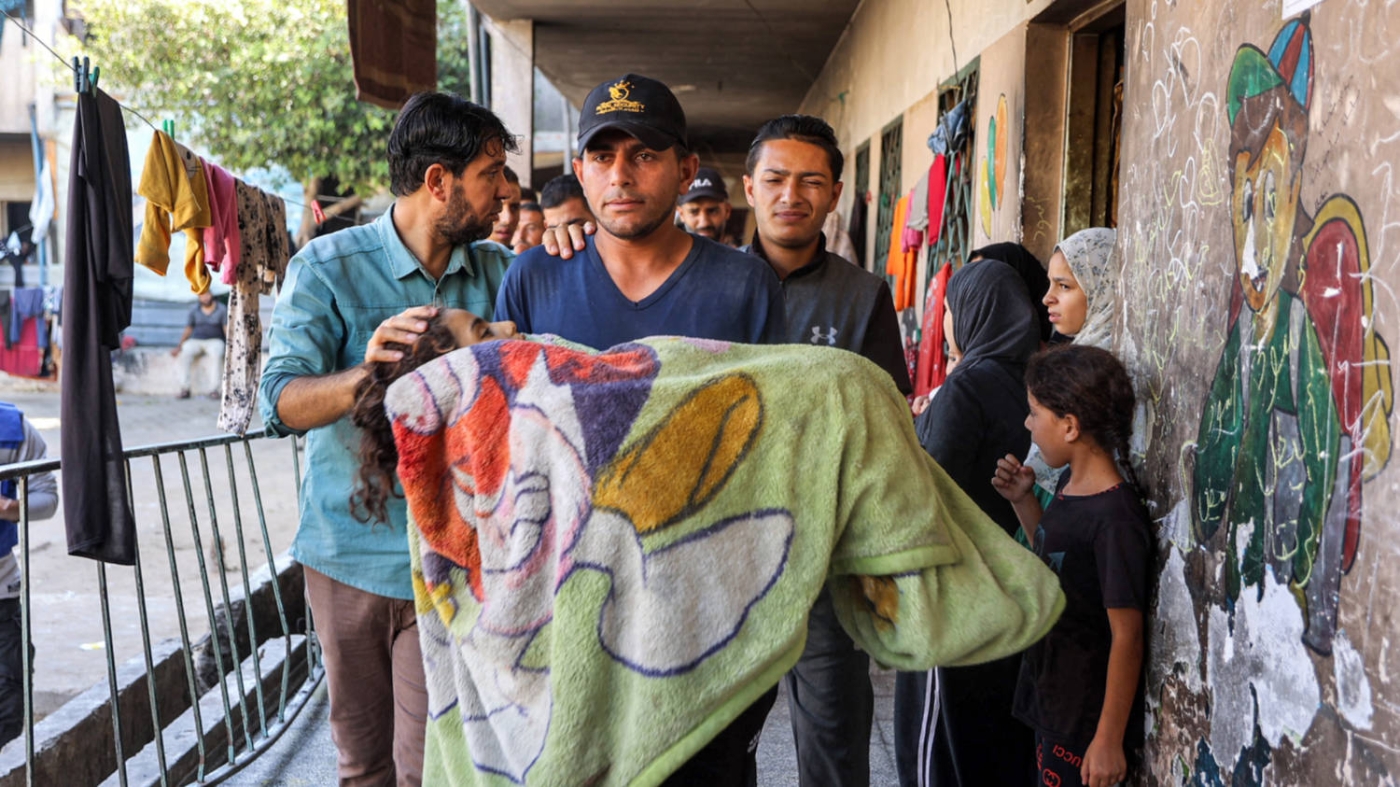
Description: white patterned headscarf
xmin=1028 ymin=227 xmax=1120 ymax=494
xmin=1053 ymin=228 xmax=1118 ymax=349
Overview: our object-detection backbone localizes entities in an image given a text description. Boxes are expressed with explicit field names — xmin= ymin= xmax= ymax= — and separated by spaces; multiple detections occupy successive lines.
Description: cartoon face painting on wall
xmin=1192 ymin=13 xmax=1394 ymax=656
xmin=390 ymin=339 xmax=794 ymax=782
xmin=978 ymin=94 xmax=1009 ymax=239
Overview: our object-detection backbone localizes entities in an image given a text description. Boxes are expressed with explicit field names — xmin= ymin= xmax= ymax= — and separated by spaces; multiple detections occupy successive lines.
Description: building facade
xmin=0 ymin=0 xmax=73 ymax=280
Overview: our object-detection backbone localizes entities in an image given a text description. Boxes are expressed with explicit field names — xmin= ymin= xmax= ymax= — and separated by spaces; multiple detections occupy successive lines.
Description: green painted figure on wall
xmin=1193 ymin=14 xmax=1393 ymax=655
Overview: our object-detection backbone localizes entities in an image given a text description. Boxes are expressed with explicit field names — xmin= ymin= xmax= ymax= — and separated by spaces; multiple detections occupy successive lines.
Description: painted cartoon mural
xmin=1192 ymin=14 xmax=1393 ymax=657
xmin=1118 ymin=3 xmax=1400 ymax=783
xmin=971 ymin=27 xmax=1026 ymax=248
xmin=979 ymin=93 xmax=1009 ymax=238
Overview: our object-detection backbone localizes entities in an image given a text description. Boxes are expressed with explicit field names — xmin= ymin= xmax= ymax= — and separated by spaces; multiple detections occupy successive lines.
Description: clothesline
xmin=0 ymin=9 xmax=315 ymax=214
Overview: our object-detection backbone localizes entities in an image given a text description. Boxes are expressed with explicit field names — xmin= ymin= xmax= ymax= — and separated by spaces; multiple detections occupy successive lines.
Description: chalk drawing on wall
xmin=1191 ymin=12 xmax=1394 ymax=667
xmin=978 ymin=94 xmax=1008 ymax=237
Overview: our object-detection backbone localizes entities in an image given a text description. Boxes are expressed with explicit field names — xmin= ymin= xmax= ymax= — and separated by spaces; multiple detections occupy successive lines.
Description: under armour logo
xmin=811 ymin=327 xmax=838 ymax=346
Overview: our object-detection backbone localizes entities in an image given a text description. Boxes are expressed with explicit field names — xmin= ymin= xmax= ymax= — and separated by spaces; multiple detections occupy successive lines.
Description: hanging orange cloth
xmin=884 ymin=194 xmax=917 ymax=310
xmin=136 ymin=131 xmax=212 ymax=293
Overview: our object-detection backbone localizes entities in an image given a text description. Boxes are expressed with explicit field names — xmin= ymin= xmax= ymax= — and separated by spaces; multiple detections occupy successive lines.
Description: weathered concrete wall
xmin=1022 ymin=21 xmax=1071 ymax=261
xmin=1117 ymin=1 xmax=1400 ymax=782
xmin=799 ymin=0 xmax=1060 ymax=268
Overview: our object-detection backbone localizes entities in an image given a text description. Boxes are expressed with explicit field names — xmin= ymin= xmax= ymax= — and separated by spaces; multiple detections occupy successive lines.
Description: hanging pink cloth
xmin=201 ymin=160 xmax=242 ymax=286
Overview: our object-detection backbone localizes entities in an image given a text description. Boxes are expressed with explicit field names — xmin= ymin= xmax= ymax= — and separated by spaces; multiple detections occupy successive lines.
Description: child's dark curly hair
xmin=1025 ymin=344 xmax=1141 ymax=491
xmin=349 ymin=317 xmax=460 ymax=524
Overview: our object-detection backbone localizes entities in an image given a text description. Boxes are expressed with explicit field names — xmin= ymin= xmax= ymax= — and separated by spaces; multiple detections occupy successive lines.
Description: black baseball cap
xmin=679 ymin=167 xmax=729 ymax=204
xmin=578 ymin=74 xmax=688 ymax=152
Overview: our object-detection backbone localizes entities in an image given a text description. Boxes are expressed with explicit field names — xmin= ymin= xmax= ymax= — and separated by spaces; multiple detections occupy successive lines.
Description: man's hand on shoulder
xmin=540 ymin=222 xmax=595 ymax=260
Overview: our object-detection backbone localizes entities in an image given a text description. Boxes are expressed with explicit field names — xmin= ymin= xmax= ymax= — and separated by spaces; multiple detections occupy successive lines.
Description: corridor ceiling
xmin=470 ymin=0 xmax=862 ymax=158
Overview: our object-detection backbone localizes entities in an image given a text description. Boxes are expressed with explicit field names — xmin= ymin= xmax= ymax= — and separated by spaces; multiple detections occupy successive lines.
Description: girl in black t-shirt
xmin=991 ymin=345 xmax=1150 ymax=787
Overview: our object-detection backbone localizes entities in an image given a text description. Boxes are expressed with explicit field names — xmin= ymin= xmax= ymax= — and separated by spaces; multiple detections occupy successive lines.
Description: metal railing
xmin=0 ymin=432 xmax=321 ymax=786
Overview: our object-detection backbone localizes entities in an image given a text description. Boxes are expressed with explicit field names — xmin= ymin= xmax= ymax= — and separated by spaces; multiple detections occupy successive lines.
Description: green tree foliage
xmin=78 ymin=0 xmax=471 ymax=191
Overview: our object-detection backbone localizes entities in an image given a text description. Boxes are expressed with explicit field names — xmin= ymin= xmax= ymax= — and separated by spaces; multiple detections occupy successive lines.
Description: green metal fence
xmin=0 ymin=433 xmax=320 ymax=786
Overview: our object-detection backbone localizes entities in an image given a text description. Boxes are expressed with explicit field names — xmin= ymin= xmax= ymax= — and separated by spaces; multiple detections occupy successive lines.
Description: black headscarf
xmin=969 ymin=243 xmax=1052 ymax=342
xmin=946 ymin=259 xmax=1040 ymax=375
xmin=915 ymin=259 xmax=1039 ymax=542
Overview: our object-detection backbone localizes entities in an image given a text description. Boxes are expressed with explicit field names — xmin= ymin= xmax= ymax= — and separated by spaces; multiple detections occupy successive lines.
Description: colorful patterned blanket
xmin=384 ymin=335 xmax=1064 ymax=786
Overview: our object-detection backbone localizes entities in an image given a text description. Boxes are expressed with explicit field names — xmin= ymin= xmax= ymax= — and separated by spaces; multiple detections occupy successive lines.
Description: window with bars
xmin=873 ymin=118 xmax=904 ymax=277
xmin=929 ymin=61 xmax=980 ymax=277
xmin=903 ymin=61 xmax=981 ymax=373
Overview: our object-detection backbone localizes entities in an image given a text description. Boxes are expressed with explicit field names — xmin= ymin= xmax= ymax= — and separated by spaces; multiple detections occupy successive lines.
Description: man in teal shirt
xmin=259 ymin=92 xmax=518 ymax=786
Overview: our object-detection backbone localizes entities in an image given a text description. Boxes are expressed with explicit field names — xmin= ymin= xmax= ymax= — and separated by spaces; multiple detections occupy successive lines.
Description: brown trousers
xmin=306 ymin=566 xmax=427 ymax=787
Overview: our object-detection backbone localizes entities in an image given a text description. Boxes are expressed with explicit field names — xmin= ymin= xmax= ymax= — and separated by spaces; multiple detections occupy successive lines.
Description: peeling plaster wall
xmin=1118 ymin=0 xmax=1400 ymax=783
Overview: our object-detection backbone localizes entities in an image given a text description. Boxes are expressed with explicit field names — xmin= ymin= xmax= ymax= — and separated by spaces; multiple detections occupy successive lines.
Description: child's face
xmin=441 ymin=308 xmax=518 ymax=347
xmin=1025 ymin=392 xmax=1074 ymax=467
xmin=1043 ymin=252 xmax=1088 ymax=337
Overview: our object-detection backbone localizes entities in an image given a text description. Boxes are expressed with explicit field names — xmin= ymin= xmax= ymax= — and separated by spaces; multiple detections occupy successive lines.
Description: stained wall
xmin=1118 ymin=0 xmax=1400 ymax=782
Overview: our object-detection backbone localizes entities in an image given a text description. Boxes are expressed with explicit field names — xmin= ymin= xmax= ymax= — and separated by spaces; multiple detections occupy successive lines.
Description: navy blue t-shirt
xmin=494 ymin=235 xmax=785 ymax=349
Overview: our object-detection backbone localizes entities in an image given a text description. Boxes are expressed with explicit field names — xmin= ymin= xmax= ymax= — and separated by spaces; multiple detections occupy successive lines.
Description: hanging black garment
xmin=848 ymin=196 xmax=868 ymax=268
xmin=61 ymin=89 xmax=136 ymax=565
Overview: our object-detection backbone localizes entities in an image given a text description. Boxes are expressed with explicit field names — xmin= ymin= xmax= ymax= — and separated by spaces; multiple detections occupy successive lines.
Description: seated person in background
xmin=538 ymin=173 xmax=595 ymax=229
xmin=350 ymin=310 xmax=1066 ymax=787
xmin=170 ymin=291 xmax=227 ymax=399
xmin=0 ymin=402 xmax=57 ymax=748
xmin=511 ymin=202 xmax=546 ymax=254
xmin=677 ymin=166 xmax=733 ymax=244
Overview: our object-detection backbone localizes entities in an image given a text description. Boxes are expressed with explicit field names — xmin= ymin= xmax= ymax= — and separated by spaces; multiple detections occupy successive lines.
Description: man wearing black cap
xmin=677 ymin=166 xmax=733 ymax=244
xmin=494 ymin=74 xmax=783 ymax=785
xmin=496 ymin=74 xmax=781 ymax=349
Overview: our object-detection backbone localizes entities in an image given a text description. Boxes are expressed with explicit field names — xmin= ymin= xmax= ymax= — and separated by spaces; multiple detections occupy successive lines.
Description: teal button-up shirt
xmin=259 ymin=208 xmax=513 ymax=600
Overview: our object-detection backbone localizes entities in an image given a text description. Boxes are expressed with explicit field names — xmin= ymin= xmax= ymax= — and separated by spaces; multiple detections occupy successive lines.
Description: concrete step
xmin=242 ymin=664 xmax=902 ymax=785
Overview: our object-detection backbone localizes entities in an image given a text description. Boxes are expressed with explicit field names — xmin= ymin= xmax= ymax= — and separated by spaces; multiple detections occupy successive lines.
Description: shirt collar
xmin=747 ymin=231 xmax=830 ymax=280
xmin=377 ymin=205 xmax=475 ymax=281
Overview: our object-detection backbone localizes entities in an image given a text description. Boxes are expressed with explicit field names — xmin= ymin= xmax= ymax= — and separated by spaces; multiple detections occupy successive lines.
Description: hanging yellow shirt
xmin=135 ymin=131 xmax=212 ymax=293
